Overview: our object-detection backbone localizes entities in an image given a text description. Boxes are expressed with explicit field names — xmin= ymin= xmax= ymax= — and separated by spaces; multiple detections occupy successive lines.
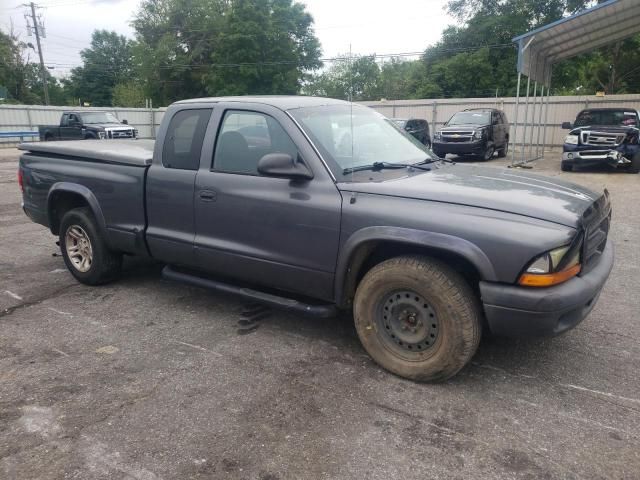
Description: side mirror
xmin=122 ymin=119 xmax=128 ymax=125
xmin=561 ymin=122 xmax=573 ymax=130
xmin=257 ymin=153 xmax=313 ymax=180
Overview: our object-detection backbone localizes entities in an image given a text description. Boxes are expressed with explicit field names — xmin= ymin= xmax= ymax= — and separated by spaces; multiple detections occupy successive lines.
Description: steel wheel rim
xmin=377 ymin=289 xmax=440 ymax=359
xmin=65 ymin=225 xmax=93 ymax=272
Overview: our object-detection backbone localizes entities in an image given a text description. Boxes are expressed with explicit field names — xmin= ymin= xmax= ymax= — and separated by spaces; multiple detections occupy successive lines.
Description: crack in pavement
xmin=0 ymin=284 xmax=78 ymax=320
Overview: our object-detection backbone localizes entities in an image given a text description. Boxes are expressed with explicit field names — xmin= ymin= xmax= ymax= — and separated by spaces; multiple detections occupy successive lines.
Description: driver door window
xmin=213 ymin=110 xmax=298 ymax=175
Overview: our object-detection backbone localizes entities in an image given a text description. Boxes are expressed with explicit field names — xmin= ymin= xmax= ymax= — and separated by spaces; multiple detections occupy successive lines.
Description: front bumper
xmin=479 ymin=241 xmax=614 ymax=337
xmin=432 ymin=139 xmax=485 ymax=155
xmin=562 ymin=147 xmax=627 ymax=168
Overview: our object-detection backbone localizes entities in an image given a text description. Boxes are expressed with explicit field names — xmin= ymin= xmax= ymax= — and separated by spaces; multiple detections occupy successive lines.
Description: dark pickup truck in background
xmin=561 ymin=108 xmax=640 ymax=173
xmin=39 ymin=111 xmax=138 ymax=141
xmin=18 ymin=96 xmax=613 ymax=382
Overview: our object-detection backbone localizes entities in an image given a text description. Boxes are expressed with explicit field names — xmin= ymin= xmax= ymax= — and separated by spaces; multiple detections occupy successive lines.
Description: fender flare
xmin=47 ymin=182 xmax=110 ymax=244
xmin=334 ymin=226 xmax=497 ymax=307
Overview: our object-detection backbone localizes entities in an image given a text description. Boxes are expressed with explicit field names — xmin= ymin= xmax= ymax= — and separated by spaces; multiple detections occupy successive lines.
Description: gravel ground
xmin=1 ymin=147 xmax=639 ymax=480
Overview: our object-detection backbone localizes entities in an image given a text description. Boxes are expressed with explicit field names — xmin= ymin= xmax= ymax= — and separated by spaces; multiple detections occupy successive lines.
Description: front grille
xmin=581 ymin=192 xmax=611 ymax=273
xmin=107 ymin=129 xmax=134 ymax=139
xmin=581 ymin=131 xmax=624 ymax=146
xmin=441 ymin=131 xmax=474 ymax=142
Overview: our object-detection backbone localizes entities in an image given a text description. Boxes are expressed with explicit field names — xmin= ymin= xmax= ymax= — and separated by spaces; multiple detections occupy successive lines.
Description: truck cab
xmin=561 ymin=108 xmax=640 ymax=173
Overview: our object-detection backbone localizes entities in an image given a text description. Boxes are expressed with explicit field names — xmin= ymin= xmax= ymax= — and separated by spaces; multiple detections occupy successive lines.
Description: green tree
xmin=112 ymin=81 xmax=147 ymax=107
xmin=65 ymin=30 xmax=133 ymax=106
xmin=132 ymin=0 xmax=322 ymax=105
xmin=304 ymin=55 xmax=380 ymax=101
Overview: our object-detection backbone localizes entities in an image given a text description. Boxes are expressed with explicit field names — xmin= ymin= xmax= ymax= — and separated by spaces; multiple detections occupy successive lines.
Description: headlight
xmin=98 ymin=131 xmax=106 ymax=139
xmin=518 ymin=243 xmax=581 ymax=287
xmin=433 ymin=131 xmax=442 ymax=140
xmin=564 ymin=135 xmax=579 ymax=145
xmin=472 ymin=130 xmax=482 ymax=140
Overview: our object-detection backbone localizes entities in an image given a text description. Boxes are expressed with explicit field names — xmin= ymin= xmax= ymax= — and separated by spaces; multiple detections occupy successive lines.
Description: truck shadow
xmin=115 ymin=256 xmax=565 ymax=382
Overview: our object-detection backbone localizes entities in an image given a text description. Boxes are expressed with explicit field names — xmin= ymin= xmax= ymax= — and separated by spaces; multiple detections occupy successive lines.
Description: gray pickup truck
xmin=18 ymin=96 xmax=614 ymax=381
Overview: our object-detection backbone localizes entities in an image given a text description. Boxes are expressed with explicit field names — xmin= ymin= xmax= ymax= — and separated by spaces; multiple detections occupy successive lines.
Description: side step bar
xmin=162 ymin=266 xmax=337 ymax=318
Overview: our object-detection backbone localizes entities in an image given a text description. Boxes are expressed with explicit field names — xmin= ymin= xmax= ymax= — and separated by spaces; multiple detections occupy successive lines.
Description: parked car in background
xmin=19 ymin=96 xmax=613 ymax=382
xmin=39 ymin=111 xmax=138 ymax=141
xmin=561 ymin=108 xmax=640 ymax=173
xmin=392 ymin=118 xmax=431 ymax=146
xmin=432 ymin=108 xmax=509 ymax=161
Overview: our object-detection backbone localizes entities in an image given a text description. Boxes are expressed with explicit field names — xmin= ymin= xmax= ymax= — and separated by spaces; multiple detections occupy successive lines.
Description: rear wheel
xmin=628 ymin=153 xmax=640 ymax=174
xmin=497 ymin=142 xmax=509 ymax=158
xmin=353 ymin=256 xmax=481 ymax=382
xmin=561 ymin=161 xmax=573 ymax=172
xmin=59 ymin=207 xmax=122 ymax=285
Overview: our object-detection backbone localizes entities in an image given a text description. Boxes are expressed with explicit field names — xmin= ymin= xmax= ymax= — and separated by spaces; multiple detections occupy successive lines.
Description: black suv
xmin=392 ymin=118 xmax=431 ymax=146
xmin=432 ymin=108 xmax=509 ymax=160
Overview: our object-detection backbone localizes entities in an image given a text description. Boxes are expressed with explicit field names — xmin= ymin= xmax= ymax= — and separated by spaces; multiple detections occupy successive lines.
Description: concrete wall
xmin=3 ymin=94 xmax=640 ymax=150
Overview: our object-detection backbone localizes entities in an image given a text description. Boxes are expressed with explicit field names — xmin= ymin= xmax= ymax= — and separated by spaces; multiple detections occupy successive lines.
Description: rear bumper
xmin=432 ymin=139 xmax=486 ymax=155
xmin=480 ymin=241 xmax=614 ymax=337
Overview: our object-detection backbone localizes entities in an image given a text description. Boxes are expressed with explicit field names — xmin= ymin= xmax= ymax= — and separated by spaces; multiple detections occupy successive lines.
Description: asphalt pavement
xmin=1 ymin=147 xmax=639 ymax=480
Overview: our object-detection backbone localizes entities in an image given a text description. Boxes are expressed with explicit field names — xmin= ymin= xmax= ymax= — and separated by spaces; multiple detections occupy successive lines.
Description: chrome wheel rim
xmin=377 ymin=290 xmax=440 ymax=360
xmin=65 ymin=225 xmax=93 ymax=272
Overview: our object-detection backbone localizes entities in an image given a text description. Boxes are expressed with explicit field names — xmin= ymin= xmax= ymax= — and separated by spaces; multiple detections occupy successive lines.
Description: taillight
xmin=18 ymin=168 xmax=24 ymax=193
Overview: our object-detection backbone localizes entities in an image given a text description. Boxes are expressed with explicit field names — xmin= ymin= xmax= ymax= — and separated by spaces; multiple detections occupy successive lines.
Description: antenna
xmin=349 ymin=43 xmax=354 ymax=183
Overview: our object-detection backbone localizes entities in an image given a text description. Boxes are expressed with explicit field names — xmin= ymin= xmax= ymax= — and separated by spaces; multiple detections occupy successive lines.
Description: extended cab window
xmin=162 ymin=109 xmax=212 ymax=170
xmin=213 ymin=110 xmax=297 ymax=175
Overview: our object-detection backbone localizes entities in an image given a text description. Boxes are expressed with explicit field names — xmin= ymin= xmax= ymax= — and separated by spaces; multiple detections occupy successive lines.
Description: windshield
xmin=447 ymin=111 xmax=490 ymax=126
xmin=289 ymin=105 xmax=436 ymax=179
xmin=80 ymin=112 xmax=121 ymax=124
xmin=574 ymin=110 xmax=639 ymax=128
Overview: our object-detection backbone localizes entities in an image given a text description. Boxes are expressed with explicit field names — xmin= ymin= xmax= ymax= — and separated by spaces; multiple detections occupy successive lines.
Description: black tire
xmin=84 ymin=133 xmax=97 ymax=140
xmin=628 ymin=153 xmax=640 ymax=174
xmin=497 ymin=142 xmax=508 ymax=158
xmin=561 ymin=161 xmax=573 ymax=172
xmin=481 ymin=145 xmax=495 ymax=161
xmin=44 ymin=134 xmax=53 ymax=142
xmin=59 ymin=207 xmax=122 ymax=285
xmin=353 ymin=255 xmax=481 ymax=382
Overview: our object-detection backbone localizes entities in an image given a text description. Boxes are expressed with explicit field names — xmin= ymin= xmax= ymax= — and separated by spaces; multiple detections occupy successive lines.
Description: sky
xmin=1 ymin=0 xmax=454 ymax=79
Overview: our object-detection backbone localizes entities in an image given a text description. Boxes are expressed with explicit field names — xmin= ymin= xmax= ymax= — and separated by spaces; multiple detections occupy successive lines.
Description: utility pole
xmin=26 ymin=2 xmax=49 ymax=105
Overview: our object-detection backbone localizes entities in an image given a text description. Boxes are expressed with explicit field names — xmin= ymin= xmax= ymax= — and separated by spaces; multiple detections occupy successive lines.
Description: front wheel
xmin=481 ymin=145 xmax=495 ymax=161
xmin=59 ymin=207 xmax=122 ymax=285
xmin=353 ymin=256 xmax=481 ymax=382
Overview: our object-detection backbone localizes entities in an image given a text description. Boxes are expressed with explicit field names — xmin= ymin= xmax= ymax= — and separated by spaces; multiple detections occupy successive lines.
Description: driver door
xmin=61 ymin=113 xmax=83 ymax=140
xmin=193 ymin=105 xmax=342 ymax=301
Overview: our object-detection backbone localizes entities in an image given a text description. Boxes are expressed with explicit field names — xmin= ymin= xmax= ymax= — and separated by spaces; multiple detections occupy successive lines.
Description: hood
xmin=87 ymin=123 xmax=133 ymax=130
xmin=440 ymin=123 xmax=489 ymax=131
xmin=570 ymin=125 xmax=638 ymax=135
xmin=339 ymin=164 xmax=600 ymax=228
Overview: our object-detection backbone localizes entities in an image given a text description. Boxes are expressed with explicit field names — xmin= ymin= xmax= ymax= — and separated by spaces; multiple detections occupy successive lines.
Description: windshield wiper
xmin=423 ymin=155 xmax=456 ymax=165
xmin=342 ymin=161 xmax=431 ymax=175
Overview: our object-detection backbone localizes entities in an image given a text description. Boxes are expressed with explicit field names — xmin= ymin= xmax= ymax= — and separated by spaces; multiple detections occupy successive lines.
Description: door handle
xmin=198 ymin=190 xmax=217 ymax=202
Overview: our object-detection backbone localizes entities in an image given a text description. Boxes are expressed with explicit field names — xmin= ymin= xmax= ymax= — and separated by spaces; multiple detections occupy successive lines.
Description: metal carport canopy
xmin=513 ymin=0 xmax=640 ymax=87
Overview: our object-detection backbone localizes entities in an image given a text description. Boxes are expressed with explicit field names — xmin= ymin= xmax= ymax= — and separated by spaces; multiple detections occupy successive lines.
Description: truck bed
xmin=18 ymin=139 xmax=154 ymax=166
